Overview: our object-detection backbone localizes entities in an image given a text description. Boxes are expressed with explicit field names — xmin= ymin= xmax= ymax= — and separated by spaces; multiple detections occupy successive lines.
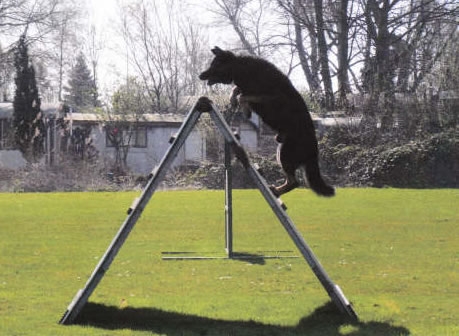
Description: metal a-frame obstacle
xmin=59 ymin=96 xmax=357 ymax=325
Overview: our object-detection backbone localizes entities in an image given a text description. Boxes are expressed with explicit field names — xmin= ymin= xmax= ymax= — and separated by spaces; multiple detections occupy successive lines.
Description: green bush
xmin=370 ymin=130 xmax=458 ymax=188
xmin=321 ymin=128 xmax=458 ymax=188
xmin=175 ymin=153 xmax=284 ymax=190
xmin=180 ymin=129 xmax=458 ymax=190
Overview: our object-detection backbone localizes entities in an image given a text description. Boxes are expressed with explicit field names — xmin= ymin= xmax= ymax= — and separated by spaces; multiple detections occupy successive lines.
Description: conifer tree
xmin=65 ymin=53 xmax=99 ymax=110
xmin=13 ymin=34 xmax=44 ymax=161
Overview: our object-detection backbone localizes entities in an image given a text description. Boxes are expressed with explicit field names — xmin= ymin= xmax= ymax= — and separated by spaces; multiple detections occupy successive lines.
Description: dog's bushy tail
xmin=304 ymin=159 xmax=335 ymax=197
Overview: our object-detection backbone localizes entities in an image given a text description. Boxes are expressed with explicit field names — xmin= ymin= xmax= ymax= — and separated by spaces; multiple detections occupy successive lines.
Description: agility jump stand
xmin=59 ymin=97 xmax=357 ymax=325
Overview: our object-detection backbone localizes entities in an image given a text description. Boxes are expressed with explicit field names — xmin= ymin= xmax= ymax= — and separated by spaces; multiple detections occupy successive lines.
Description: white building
xmin=67 ymin=112 xmax=206 ymax=174
xmin=0 ymin=102 xmax=259 ymax=174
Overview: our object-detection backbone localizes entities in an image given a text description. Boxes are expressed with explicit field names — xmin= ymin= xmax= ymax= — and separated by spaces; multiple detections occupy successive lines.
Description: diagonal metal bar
xmin=207 ymin=101 xmax=357 ymax=320
xmin=59 ymin=99 xmax=205 ymax=325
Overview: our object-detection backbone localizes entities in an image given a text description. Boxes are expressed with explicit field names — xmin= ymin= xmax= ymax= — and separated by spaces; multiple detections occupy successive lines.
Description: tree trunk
xmin=292 ymin=2 xmax=320 ymax=92
xmin=314 ymin=0 xmax=335 ymax=110
xmin=337 ymin=0 xmax=351 ymax=106
xmin=373 ymin=0 xmax=394 ymax=130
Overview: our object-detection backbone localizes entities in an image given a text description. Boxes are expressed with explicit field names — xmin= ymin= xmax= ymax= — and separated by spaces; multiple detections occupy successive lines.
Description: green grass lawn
xmin=0 ymin=188 xmax=458 ymax=335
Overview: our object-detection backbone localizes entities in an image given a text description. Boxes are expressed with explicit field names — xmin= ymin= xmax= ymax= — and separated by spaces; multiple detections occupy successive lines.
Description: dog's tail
xmin=304 ymin=159 xmax=335 ymax=197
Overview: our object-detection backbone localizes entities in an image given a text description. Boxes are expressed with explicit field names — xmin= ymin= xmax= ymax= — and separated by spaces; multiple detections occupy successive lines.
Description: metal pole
xmin=207 ymin=102 xmax=358 ymax=321
xmin=224 ymin=140 xmax=233 ymax=258
xmin=59 ymin=99 xmax=206 ymax=325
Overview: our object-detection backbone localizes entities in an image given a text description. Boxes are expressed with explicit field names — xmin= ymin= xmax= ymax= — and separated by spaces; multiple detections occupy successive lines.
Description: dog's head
xmin=199 ymin=47 xmax=236 ymax=86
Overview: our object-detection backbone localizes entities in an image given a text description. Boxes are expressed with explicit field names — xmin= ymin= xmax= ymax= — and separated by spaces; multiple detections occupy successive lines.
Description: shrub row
xmin=1 ymin=129 xmax=456 ymax=192
xmin=320 ymin=128 xmax=458 ymax=188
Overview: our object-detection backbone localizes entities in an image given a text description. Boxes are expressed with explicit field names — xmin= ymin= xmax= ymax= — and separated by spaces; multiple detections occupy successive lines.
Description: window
xmin=0 ymin=119 xmax=4 ymax=149
xmin=0 ymin=119 xmax=13 ymax=150
xmin=132 ymin=127 xmax=147 ymax=147
xmin=106 ymin=126 xmax=123 ymax=148
xmin=106 ymin=125 xmax=147 ymax=148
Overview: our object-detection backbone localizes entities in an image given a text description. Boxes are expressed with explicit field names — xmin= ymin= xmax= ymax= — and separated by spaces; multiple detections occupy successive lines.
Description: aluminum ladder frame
xmin=59 ymin=96 xmax=357 ymax=325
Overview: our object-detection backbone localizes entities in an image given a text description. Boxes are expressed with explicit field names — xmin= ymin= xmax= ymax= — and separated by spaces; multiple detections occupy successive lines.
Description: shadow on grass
xmin=231 ymin=251 xmax=299 ymax=265
xmin=75 ymin=301 xmax=410 ymax=336
xmin=161 ymin=251 xmax=298 ymax=265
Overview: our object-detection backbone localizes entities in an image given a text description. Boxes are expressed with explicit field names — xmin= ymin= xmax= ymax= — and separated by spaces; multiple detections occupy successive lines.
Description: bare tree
xmin=48 ymin=1 xmax=83 ymax=102
xmin=314 ymin=0 xmax=335 ymax=109
xmin=105 ymin=76 xmax=149 ymax=171
xmin=333 ymin=0 xmax=352 ymax=105
xmin=0 ymin=0 xmax=68 ymax=101
xmin=85 ymin=24 xmax=103 ymax=106
xmin=210 ymin=0 xmax=257 ymax=55
xmin=276 ymin=0 xmax=327 ymax=101
xmin=0 ymin=44 xmax=14 ymax=101
xmin=209 ymin=0 xmax=283 ymax=57
xmin=0 ymin=0 xmax=60 ymax=39
xmin=120 ymin=0 xmax=207 ymax=113
xmin=290 ymin=0 xmax=321 ymax=92
xmin=358 ymin=0 xmax=459 ymax=129
xmin=180 ymin=19 xmax=209 ymax=97
xmin=0 ymin=1 xmax=86 ymax=103
xmin=401 ymin=0 xmax=459 ymax=93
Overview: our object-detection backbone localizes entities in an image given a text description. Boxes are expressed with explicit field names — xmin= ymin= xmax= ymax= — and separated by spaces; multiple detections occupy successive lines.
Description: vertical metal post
xmin=224 ymin=140 xmax=233 ymax=258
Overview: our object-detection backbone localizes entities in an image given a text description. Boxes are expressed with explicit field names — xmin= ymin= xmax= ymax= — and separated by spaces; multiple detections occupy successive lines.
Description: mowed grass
xmin=0 ymin=188 xmax=458 ymax=335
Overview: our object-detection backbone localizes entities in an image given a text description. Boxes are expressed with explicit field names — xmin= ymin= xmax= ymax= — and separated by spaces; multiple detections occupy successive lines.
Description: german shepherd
xmin=199 ymin=47 xmax=334 ymax=197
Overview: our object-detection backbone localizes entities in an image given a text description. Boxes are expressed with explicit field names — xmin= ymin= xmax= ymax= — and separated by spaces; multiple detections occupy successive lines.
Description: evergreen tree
xmin=13 ymin=34 xmax=44 ymax=161
xmin=65 ymin=53 xmax=99 ymax=110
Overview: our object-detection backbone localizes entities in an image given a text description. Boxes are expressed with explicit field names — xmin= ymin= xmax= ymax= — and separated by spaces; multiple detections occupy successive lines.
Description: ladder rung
xmin=127 ymin=197 xmax=140 ymax=215
xmin=169 ymin=133 xmax=177 ymax=144
xmin=147 ymin=167 xmax=158 ymax=180
xmin=278 ymin=198 xmax=287 ymax=211
xmin=254 ymin=163 xmax=264 ymax=177
xmin=232 ymin=128 xmax=240 ymax=140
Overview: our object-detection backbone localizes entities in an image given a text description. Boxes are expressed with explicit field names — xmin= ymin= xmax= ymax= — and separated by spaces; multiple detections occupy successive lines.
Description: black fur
xmin=199 ymin=47 xmax=334 ymax=197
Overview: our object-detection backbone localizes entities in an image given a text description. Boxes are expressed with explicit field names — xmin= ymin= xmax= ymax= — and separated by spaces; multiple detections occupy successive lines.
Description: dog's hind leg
xmin=270 ymin=141 xmax=300 ymax=197
xmin=270 ymin=173 xmax=300 ymax=197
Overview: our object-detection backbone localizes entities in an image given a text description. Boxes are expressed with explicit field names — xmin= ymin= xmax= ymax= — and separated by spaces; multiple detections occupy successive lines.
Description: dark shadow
xmin=230 ymin=252 xmax=267 ymax=265
xmin=231 ymin=251 xmax=298 ymax=265
xmin=75 ymin=301 xmax=410 ymax=336
xmin=161 ymin=251 xmax=298 ymax=265
xmin=160 ymin=251 xmax=267 ymax=264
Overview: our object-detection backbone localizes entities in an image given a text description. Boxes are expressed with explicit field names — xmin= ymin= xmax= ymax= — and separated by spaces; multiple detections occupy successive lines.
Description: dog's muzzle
xmin=199 ymin=72 xmax=216 ymax=86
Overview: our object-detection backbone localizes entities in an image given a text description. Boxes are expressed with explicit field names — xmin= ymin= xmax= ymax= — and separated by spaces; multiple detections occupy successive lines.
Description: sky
xmin=85 ymin=0 xmax=221 ymax=97
xmin=87 ymin=0 xmax=119 ymax=29
xmin=85 ymin=0 xmax=124 ymax=94
xmin=84 ymin=0 xmax=307 ymax=98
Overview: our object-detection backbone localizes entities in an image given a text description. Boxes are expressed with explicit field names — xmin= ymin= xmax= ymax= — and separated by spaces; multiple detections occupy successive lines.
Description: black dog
xmin=199 ymin=47 xmax=334 ymax=197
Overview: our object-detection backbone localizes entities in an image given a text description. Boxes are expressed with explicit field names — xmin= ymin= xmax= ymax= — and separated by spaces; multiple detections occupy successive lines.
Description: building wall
xmin=0 ymin=150 xmax=27 ymax=170
xmin=88 ymin=125 xmax=206 ymax=175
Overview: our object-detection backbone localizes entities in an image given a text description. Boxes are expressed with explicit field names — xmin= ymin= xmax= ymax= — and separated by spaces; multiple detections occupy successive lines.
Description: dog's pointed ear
xmin=211 ymin=46 xmax=235 ymax=59
xmin=211 ymin=46 xmax=224 ymax=55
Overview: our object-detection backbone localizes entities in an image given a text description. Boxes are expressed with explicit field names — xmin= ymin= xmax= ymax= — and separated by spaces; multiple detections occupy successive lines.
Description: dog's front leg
xmin=237 ymin=95 xmax=252 ymax=119
xmin=230 ymin=86 xmax=241 ymax=108
xmin=230 ymin=86 xmax=252 ymax=119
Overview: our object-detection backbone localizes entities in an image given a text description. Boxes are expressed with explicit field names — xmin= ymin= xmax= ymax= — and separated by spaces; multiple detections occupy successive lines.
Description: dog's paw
xmin=269 ymin=185 xmax=280 ymax=198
